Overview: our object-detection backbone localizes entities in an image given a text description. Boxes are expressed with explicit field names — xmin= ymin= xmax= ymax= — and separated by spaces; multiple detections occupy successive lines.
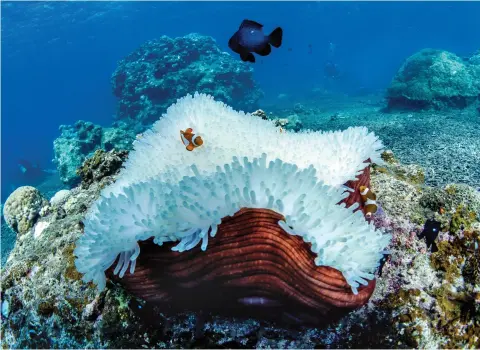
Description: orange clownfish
xmin=180 ymin=128 xmax=204 ymax=151
xmin=359 ymin=186 xmax=378 ymax=218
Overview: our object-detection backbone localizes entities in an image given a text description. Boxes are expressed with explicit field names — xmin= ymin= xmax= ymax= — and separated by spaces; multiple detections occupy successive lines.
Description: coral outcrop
xmin=53 ymin=121 xmax=104 ymax=186
xmin=111 ymin=33 xmax=263 ymax=130
xmin=53 ymin=121 xmax=134 ymax=186
xmin=387 ymin=49 xmax=480 ymax=110
xmin=53 ymin=34 xmax=263 ymax=186
xmin=49 ymin=189 xmax=71 ymax=207
xmin=76 ymin=149 xmax=129 ymax=189
xmin=3 ymin=186 xmax=49 ymax=235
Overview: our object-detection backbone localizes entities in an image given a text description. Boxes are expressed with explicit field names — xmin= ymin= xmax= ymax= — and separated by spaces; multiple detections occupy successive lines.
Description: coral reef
xmin=419 ymin=183 xmax=480 ymax=229
xmin=387 ymin=49 xmax=480 ymax=110
xmin=102 ymin=126 xmax=135 ymax=152
xmin=76 ymin=149 xmax=129 ymax=189
xmin=381 ymin=228 xmax=480 ymax=349
xmin=1 ymin=143 xmax=479 ymax=348
xmin=53 ymin=121 xmax=134 ymax=186
xmin=2 ymin=186 xmax=49 ymax=235
xmin=295 ymin=94 xmax=480 ymax=188
xmin=272 ymin=114 xmax=304 ymax=132
xmin=111 ymin=33 xmax=263 ymax=130
xmin=53 ymin=121 xmax=104 ymax=186
xmin=1 ymin=219 xmax=16 ymax=267
xmin=53 ymin=34 xmax=263 ymax=186
xmin=365 ymin=150 xmax=480 ymax=348
xmin=252 ymin=109 xmax=304 ymax=132
xmin=49 ymin=189 xmax=71 ymax=207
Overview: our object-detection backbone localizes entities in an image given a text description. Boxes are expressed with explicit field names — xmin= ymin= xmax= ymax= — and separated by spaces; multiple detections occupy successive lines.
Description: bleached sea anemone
xmin=74 ymin=93 xmax=391 ymax=295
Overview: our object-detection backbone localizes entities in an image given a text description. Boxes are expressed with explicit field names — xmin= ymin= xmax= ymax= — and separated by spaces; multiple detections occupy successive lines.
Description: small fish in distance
xmin=377 ymin=253 xmax=390 ymax=277
xmin=228 ymin=19 xmax=283 ymax=63
xmin=418 ymin=219 xmax=441 ymax=253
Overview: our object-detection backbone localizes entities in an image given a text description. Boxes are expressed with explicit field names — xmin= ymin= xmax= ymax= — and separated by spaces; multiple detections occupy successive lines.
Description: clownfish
xmin=180 ymin=128 xmax=204 ymax=151
xmin=359 ymin=186 xmax=378 ymax=218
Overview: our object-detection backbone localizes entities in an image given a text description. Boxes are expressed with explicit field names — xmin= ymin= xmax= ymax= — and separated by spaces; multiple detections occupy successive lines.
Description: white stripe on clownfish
xmin=360 ymin=187 xmax=369 ymax=196
xmin=192 ymin=134 xmax=202 ymax=147
xmin=365 ymin=198 xmax=377 ymax=206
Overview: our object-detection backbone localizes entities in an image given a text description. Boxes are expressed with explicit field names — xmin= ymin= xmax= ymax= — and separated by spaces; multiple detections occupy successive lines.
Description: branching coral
xmin=74 ymin=93 xmax=391 ymax=295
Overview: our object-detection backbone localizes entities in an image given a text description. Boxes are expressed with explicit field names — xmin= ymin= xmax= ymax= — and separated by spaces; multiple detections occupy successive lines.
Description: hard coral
xmin=430 ymin=229 xmax=480 ymax=348
xmin=53 ymin=121 xmax=135 ymax=186
xmin=111 ymin=33 xmax=263 ymax=128
xmin=53 ymin=121 xmax=103 ymax=186
xmin=76 ymin=149 xmax=129 ymax=189
xmin=387 ymin=49 xmax=480 ymax=110
xmin=3 ymin=186 xmax=49 ymax=235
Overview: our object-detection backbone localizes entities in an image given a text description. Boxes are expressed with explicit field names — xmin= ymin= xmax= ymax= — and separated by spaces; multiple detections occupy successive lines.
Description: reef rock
xmin=111 ymin=33 xmax=263 ymax=129
xmin=53 ymin=121 xmax=134 ymax=187
xmin=76 ymin=149 xmax=129 ymax=189
xmin=387 ymin=49 xmax=480 ymax=110
xmin=53 ymin=121 xmax=103 ymax=186
xmin=2 ymin=186 xmax=49 ymax=235
xmin=1 ymin=220 xmax=16 ymax=266
xmin=49 ymin=189 xmax=71 ymax=207
xmin=102 ymin=126 xmax=135 ymax=152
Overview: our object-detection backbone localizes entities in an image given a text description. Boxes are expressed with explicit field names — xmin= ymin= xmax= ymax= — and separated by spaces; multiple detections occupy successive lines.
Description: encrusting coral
xmin=74 ymin=93 xmax=391 ymax=303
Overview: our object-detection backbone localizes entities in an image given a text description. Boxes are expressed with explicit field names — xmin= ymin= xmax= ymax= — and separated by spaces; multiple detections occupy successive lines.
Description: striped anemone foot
xmin=107 ymin=166 xmax=376 ymax=325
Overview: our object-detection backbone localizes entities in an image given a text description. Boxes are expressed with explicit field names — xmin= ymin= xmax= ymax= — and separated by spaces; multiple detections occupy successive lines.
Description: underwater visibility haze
xmin=1 ymin=1 xmax=480 ymax=349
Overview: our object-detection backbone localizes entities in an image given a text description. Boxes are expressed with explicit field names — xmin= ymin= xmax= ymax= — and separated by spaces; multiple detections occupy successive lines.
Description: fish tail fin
xmin=268 ymin=27 xmax=283 ymax=48
xmin=240 ymin=52 xmax=255 ymax=63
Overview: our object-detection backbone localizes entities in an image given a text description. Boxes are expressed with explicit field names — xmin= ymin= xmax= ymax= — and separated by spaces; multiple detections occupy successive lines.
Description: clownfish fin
xmin=186 ymin=144 xmax=195 ymax=151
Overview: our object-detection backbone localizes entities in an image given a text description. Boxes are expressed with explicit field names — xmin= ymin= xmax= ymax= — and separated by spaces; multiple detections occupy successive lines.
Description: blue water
xmin=2 ymin=1 xmax=479 ymax=202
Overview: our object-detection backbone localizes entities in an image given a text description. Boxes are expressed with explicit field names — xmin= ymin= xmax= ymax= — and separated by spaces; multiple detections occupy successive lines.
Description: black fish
xmin=377 ymin=253 xmax=390 ymax=277
xmin=418 ymin=219 xmax=441 ymax=252
xmin=228 ymin=19 xmax=283 ymax=63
